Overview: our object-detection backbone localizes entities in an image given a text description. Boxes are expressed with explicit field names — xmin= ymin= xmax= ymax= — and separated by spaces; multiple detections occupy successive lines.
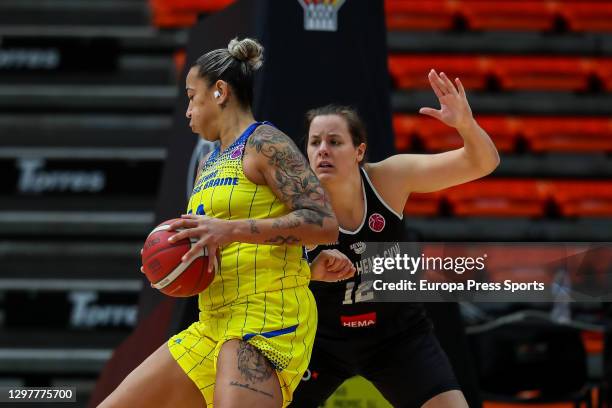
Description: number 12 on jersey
xmin=342 ymin=280 xmax=374 ymax=304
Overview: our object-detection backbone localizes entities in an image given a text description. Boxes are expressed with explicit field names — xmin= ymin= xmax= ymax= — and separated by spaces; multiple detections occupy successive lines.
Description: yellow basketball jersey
xmin=187 ymin=122 xmax=311 ymax=312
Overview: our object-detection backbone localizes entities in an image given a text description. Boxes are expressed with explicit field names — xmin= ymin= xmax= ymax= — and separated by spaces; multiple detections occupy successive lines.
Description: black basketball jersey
xmin=308 ymin=167 xmax=431 ymax=339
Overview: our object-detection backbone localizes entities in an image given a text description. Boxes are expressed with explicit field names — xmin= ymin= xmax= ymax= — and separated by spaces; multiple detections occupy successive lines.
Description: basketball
xmin=141 ymin=218 xmax=217 ymax=297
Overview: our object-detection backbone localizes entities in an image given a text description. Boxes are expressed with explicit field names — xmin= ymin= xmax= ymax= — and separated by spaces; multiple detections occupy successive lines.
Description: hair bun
xmin=228 ymin=37 xmax=264 ymax=70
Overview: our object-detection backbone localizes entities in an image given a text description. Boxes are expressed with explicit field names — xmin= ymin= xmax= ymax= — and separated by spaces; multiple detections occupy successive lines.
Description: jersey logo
xmin=229 ymin=145 xmax=244 ymax=160
xmin=368 ymin=213 xmax=385 ymax=232
xmin=350 ymin=241 xmax=366 ymax=255
xmin=340 ymin=312 xmax=376 ymax=328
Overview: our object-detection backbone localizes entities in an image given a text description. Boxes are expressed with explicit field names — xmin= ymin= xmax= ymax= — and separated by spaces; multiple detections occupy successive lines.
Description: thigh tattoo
xmin=236 ymin=341 xmax=274 ymax=383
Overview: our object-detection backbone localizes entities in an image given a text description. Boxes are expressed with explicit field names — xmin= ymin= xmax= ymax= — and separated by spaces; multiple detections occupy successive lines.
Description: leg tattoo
xmin=228 ymin=341 xmax=275 ymax=399
xmin=236 ymin=341 xmax=273 ymax=383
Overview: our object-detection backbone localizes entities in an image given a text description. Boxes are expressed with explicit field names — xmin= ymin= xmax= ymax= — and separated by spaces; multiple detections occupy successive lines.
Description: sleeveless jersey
xmin=187 ymin=122 xmax=310 ymax=312
xmin=307 ymin=167 xmax=431 ymax=339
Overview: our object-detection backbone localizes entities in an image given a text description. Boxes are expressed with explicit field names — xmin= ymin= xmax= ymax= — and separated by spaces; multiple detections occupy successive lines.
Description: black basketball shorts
xmin=291 ymin=329 xmax=461 ymax=407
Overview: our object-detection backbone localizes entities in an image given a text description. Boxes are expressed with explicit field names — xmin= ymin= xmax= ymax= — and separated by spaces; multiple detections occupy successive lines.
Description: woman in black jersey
xmin=292 ymin=70 xmax=500 ymax=407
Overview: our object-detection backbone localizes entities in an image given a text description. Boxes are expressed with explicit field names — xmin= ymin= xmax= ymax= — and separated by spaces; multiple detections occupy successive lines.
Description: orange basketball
xmin=141 ymin=218 xmax=217 ymax=297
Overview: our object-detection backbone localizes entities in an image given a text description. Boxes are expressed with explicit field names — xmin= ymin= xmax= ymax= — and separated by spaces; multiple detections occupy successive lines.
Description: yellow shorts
xmin=168 ymin=285 xmax=317 ymax=407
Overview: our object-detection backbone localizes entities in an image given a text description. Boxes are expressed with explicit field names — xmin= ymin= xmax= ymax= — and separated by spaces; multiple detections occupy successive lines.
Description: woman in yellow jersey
xmin=99 ymin=38 xmax=340 ymax=408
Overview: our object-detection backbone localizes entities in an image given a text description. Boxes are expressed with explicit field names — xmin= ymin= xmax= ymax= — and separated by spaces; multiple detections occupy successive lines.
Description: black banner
xmin=4 ymin=290 xmax=138 ymax=331
xmin=0 ymin=37 xmax=118 ymax=73
xmin=255 ymin=0 xmax=395 ymax=161
xmin=0 ymin=157 xmax=161 ymax=198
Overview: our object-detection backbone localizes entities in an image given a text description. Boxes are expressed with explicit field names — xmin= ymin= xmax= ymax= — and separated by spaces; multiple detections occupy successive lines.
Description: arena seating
xmin=383 ymin=1 xmax=612 ymax=247
xmin=561 ymin=1 xmax=612 ymax=32
xmin=0 ymin=1 xmax=181 ymax=405
xmin=521 ymin=117 xmax=612 ymax=152
xmin=460 ymin=1 xmax=558 ymax=32
xmin=394 ymin=115 xmax=612 ymax=154
xmin=384 ymin=0 xmax=612 ymax=33
xmin=393 ymin=114 xmax=518 ymax=153
xmin=388 ymin=54 xmax=490 ymax=90
xmin=389 ymin=55 xmax=605 ymax=92
xmin=404 ymin=179 xmax=612 ymax=218
xmin=149 ymin=0 xmax=612 ymax=34
xmin=149 ymin=0 xmax=234 ymax=28
xmin=386 ymin=9 xmax=612 ymax=402
xmin=404 ymin=191 xmax=443 ymax=216
xmin=595 ymin=58 xmax=612 ymax=91
xmin=384 ymin=0 xmax=456 ymax=31
xmin=551 ymin=180 xmax=612 ymax=217
xmin=444 ymin=179 xmax=550 ymax=217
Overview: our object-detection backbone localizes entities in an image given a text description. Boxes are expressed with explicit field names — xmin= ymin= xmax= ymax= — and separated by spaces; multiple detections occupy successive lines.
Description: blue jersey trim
xmin=242 ymin=324 xmax=298 ymax=341
xmin=204 ymin=121 xmax=274 ymax=167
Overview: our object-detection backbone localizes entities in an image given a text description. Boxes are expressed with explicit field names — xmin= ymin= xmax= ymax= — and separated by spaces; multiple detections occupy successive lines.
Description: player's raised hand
xmin=419 ymin=69 xmax=474 ymax=131
xmin=310 ymin=249 xmax=355 ymax=282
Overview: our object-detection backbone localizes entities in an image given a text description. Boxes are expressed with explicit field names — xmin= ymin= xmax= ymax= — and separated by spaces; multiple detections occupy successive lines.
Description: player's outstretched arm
xmin=373 ymin=69 xmax=500 ymax=199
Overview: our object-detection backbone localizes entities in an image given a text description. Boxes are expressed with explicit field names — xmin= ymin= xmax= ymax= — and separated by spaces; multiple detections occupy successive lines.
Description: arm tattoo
xmin=249 ymin=219 xmax=260 ymax=234
xmin=236 ymin=341 xmax=274 ymax=383
xmin=264 ymin=235 xmax=300 ymax=245
xmin=247 ymin=125 xmax=334 ymax=228
xmin=272 ymin=218 xmax=300 ymax=229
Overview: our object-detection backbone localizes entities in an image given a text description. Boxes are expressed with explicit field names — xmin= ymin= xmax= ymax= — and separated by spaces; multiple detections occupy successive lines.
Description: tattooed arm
xmin=168 ymin=125 xmax=337 ymax=262
xmin=235 ymin=124 xmax=338 ymax=245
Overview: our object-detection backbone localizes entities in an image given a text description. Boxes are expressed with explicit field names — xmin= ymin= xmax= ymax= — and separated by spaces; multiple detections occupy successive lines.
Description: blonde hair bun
xmin=228 ymin=37 xmax=264 ymax=70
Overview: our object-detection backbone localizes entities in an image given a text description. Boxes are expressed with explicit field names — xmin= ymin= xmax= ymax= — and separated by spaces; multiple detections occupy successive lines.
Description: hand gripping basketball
xmin=141 ymin=218 xmax=218 ymax=297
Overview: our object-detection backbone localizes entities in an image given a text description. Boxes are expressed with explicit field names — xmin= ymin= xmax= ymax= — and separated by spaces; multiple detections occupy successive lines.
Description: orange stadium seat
xmin=163 ymin=0 xmax=234 ymax=12
xmin=483 ymin=244 xmax=566 ymax=284
xmin=382 ymin=0 xmax=612 ymax=33
xmin=492 ymin=56 xmax=594 ymax=91
xmin=551 ymin=181 xmax=612 ymax=217
xmin=478 ymin=244 xmax=611 ymax=302
xmin=150 ymin=5 xmax=197 ymax=27
xmin=461 ymin=1 xmax=558 ymax=32
xmin=444 ymin=179 xmax=549 ymax=217
xmin=388 ymin=55 xmax=490 ymax=90
xmin=404 ymin=192 xmax=442 ymax=216
xmin=389 ymin=55 xmax=598 ymax=92
xmin=150 ymin=0 xmax=235 ymax=28
xmin=594 ymin=58 xmax=612 ymax=92
xmin=173 ymin=50 xmax=187 ymax=77
xmin=521 ymin=117 xmax=612 ymax=152
xmin=561 ymin=1 xmax=612 ymax=32
xmin=465 ymin=116 xmax=519 ymax=153
xmin=582 ymin=331 xmax=604 ymax=355
xmin=385 ymin=0 xmax=456 ymax=31
xmin=393 ymin=114 xmax=518 ymax=153
xmin=417 ymin=116 xmax=468 ymax=152
xmin=392 ymin=114 xmax=416 ymax=151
